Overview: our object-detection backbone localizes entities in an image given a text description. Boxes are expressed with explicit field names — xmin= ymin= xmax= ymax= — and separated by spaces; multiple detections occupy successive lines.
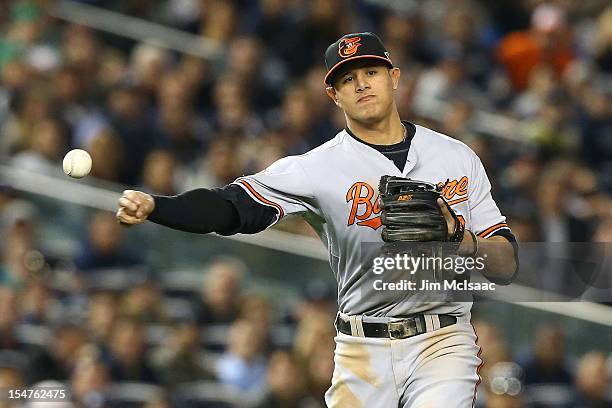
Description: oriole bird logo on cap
xmin=338 ymin=37 xmax=362 ymax=58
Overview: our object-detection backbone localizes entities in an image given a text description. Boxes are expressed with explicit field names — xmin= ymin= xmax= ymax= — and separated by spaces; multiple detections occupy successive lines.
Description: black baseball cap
xmin=324 ymin=32 xmax=393 ymax=86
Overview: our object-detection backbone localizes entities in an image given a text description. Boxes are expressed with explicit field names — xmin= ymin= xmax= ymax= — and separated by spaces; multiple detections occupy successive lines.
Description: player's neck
xmin=346 ymin=112 xmax=404 ymax=146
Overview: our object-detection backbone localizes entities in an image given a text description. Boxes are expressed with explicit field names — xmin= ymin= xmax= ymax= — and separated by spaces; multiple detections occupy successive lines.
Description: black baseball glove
xmin=378 ymin=175 xmax=465 ymax=245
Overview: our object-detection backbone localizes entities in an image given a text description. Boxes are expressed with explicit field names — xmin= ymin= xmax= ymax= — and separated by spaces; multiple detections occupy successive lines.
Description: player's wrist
xmin=145 ymin=194 xmax=155 ymax=214
xmin=458 ymin=230 xmax=478 ymax=257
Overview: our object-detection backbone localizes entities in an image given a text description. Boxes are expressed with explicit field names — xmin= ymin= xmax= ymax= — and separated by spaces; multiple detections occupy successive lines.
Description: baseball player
xmin=116 ymin=32 xmax=518 ymax=407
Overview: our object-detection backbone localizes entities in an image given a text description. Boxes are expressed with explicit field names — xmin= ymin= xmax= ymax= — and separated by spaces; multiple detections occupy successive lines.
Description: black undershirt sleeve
xmin=148 ymin=184 xmax=277 ymax=235
xmin=215 ymin=184 xmax=278 ymax=234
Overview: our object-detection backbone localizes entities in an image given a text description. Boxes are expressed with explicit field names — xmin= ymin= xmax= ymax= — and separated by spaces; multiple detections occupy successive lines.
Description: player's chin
xmin=354 ymin=108 xmax=385 ymax=124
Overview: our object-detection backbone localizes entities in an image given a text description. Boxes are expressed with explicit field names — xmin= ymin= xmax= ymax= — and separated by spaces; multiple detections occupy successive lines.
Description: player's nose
xmin=355 ymin=72 xmax=370 ymax=92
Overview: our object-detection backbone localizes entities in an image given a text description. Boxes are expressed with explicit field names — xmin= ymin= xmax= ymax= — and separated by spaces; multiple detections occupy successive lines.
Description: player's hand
xmin=437 ymin=198 xmax=456 ymax=238
xmin=116 ymin=190 xmax=155 ymax=226
xmin=438 ymin=198 xmax=476 ymax=255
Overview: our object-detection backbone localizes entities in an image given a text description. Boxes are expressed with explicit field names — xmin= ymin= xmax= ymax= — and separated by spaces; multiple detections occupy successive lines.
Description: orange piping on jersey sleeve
xmin=447 ymin=196 xmax=469 ymax=206
xmin=477 ymin=222 xmax=509 ymax=238
xmin=237 ymin=179 xmax=285 ymax=219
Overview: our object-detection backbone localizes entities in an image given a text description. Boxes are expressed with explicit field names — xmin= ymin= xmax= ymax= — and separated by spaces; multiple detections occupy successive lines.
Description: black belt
xmin=335 ymin=314 xmax=457 ymax=339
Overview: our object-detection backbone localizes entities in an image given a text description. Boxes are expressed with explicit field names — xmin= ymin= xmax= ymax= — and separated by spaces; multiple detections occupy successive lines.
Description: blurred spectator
xmin=293 ymin=311 xmax=335 ymax=367
xmin=194 ymin=257 xmax=246 ymax=325
xmin=105 ymin=84 xmax=155 ymax=185
xmin=232 ymin=35 xmax=285 ymax=110
xmin=519 ymin=323 xmax=572 ymax=385
xmin=290 ymin=280 xmax=337 ymax=324
xmin=0 ymin=186 xmax=34 ymax=233
xmin=9 ymin=117 xmax=67 ymax=175
xmin=0 ymin=365 xmax=25 ymax=408
xmin=75 ymin=211 xmax=142 ymax=272
xmin=240 ymin=295 xmax=273 ymax=352
xmin=3 ymin=83 xmax=53 ymax=156
xmin=87 ymin=291 xmax=118 ymax=344
xmin=412 ymin=45 xmax=490 ymax=117
xmin=472 ymin=319 xmax=512 ymax=386
xmin=0 ymin=363 xmax=25 ymax=390
xmin=61 ymin=24 xmax=100 ymax=78
xmin=252 ymin=350 xmax=317 ymax=408
xmin=199 ymin=0 xmax=237 ymax=43
xmin=142 ymin=394 xmax=172 ymax=408
xmin=278 ymin=84 xmax=317 ymax=153
xmin=572 ymin=351 xmax=610 ymax=407
xmin=592 ymin=6 xmax=612 ymax=73
xmin=52 ymin=65 xmax=88 ymax=129
xmin=1 ymin=219 xmax=38 ymax=287
xmin=216 ymin=319 xmax=266 ymax=391
xmin=85 ymin=129 xmax=125 ymax=183
xmin=439 ymin=5 xmax=492 ymax=87
xmin=0 ymin=286 xmax=55 ymax=384
xmin=184 ymin=138 xmax=245 ymax=189
xmin=19 ymin=277 xmax=56 ymax=324
xmin=105 ymin=317 xmax=157 ymax=383
xmin=1 ymin=2 xmax=612 ymax=406
xmin=140 ymin=149 xmax=178 ymax=196
xmin=538 ymin=161 xmax=597 ymax=242
xmin=44 ymin=323 xmax=88 ymax=381
xmin=154 ymin=103 xmax=205 ymax=165
xmin=70 ymin=349 xmax=111 ymax=408
xmin=151 ymin=317 xmax=216 ymax=389
xmin=131 ymin=43 xmax=171 ymax=100
xmin=119 ymin=280 xmax=167 ymax=324
xmin=305 ymin=342 xmax=334 ymax=406
xmin=497 ymin=3 xmax=574 ymax=91
xmin=381 ymin=8 xmax=434 ymax=68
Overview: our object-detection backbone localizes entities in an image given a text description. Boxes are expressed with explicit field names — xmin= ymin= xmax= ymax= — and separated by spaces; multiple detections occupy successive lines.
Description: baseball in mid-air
xmin=62 ymin=149 xmax=92 ymax=179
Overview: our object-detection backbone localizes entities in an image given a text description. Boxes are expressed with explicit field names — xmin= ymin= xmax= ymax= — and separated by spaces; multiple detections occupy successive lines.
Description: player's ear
xmin=326 ymin=86 xmax=341 ymax=107
xmin=389 ymin=67 xmax=401 ymax=90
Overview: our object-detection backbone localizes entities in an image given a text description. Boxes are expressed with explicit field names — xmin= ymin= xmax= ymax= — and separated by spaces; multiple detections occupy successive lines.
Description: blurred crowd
xmin=0 ymin=244 xmax=339 ymax=407
xmin=1 ymin=0 xmax=612 ymax=242
xmin=1 ymin=0 xmax=612 ymax=407
xmin=0 ymin=200 xmax=610 ymax=407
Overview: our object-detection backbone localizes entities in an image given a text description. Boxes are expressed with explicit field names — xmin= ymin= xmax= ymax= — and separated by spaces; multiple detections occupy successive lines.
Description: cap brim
xmin=324 ymin=55 xmax=393 ymax=85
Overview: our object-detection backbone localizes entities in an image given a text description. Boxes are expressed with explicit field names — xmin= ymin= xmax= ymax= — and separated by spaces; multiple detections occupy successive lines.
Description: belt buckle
xmin=388 ymin=318 xmax=418 ymax=339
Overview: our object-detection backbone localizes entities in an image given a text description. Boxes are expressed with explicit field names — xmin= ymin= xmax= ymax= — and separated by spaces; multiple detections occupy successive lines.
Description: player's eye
xmin=367 ymin=70 xmax=377 ymax=75
xmin=343 ymin=76 xmax=353 ymax=83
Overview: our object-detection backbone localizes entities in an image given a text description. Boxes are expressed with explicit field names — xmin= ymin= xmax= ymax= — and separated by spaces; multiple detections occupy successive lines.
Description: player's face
xmin=327 ymin=62 xmax=400 ymax=125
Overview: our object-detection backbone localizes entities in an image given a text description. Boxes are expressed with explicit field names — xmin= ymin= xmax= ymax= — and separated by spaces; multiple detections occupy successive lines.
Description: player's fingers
xmin=137 ymin=196 xmax=155 ymax=218
xmin=437 ymin=198 xmax=455 ymax=236
xmin=118 ymin=196 xmax=139 ymax=213
xmin=116 ymin=207 xmax=141 ymax=225
xmin=123 ymin=189 xmax=145 ymax=205
xmin=125 ymin=190 xmax=149 ymax=208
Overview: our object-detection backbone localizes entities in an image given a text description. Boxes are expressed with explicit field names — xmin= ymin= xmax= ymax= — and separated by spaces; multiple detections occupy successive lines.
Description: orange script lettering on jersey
xmin=438 ymin=176 xmax=469 ymax=206
xmin=345 ymin=182 xmax=382 ymax=230
xmin=346 ymin=177 xmax=469 ymax=231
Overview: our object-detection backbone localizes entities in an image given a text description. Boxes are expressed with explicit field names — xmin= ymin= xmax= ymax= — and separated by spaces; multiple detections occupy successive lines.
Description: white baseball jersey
xmin=232 ymin=123 xmax=509 ymax=318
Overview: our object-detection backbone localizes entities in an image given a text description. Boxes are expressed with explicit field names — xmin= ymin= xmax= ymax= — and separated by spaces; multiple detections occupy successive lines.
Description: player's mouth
xmin=357 ymin=95 xmax=375 ymax=103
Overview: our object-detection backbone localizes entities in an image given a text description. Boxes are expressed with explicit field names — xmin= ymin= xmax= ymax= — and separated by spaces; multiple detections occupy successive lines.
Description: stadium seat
xmin=162 ymin=297 xmax=195 ymax=320
xmin=84 ymin=267 xmax=150 ymax=291
xmin=523 ymin=384 xmax=574 ymax=407
xmin=196 ymin=351 xmax=222 ymax=373
xmin=158 ymin=269 xmax=203 ymax=297
xmin=172 ymin=381 xmax=259 ymax=408
xmin=105 ymin=382 xmax=165 ymax=408
xmin=15 ymin=324 xmax=52 ymax=347
xmin=144 ymin=324 xmax=171 ymax=347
